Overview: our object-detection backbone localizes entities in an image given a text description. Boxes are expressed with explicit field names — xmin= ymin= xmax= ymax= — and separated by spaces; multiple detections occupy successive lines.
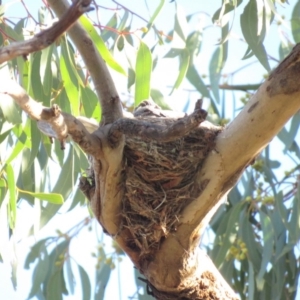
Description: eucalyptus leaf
xmin=240 ymin=0 xmax=270 ymax=71
xmin=80 ymin=15 xmax=126 ymax=76
xmin=135 ymin=41 xmax=152 ymax=106
xmin=256 ymin=210 xmax=274 ymax=290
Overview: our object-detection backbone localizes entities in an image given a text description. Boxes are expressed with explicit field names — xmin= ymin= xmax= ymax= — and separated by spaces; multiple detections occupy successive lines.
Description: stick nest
xmin=122 ymin=106 xmax=221 ymax=263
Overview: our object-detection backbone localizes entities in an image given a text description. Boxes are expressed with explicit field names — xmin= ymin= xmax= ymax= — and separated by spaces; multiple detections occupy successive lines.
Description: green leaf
xmin=173 ymin=4 xmax=188 ymax=47
xmin=29 ymin=52 xmax=51 ymax=107
xmin=44 ymin=240 xmax=69 ymax=299
xmin=291 ymin=0 xmax=300 ymax=43
xmin=248 ymin=261 xmax=255 ymax=300
xmin=135 ymin=41 xmax=152 ymax=106
xmin=46 ymin=270 xmax=65 ymax=300
xmin=127 ymin=68 xmax=135 ymax=91
xmin=150 ymin=89 xmax=171 ymax=110
xmin=170 ymin=49 xmax=189 ymax=95
xmin=142 ymin=0 xmax=165 ymax=36
xmin=288 ymin=185 xmax=300 ymax=243
xmin=164 ymin=48 xmax=183 ymax=58
xmin=209 ymin=46 xmax=226 ymax=103
xmin=78 ymin=264 xmax=91 ymax=300
xmin=116 ymin=35 xmax=124 ymax=51
xmin=186 ymin=30 xmax=202 ymax=57
xmin=186 ymin=65 xmax=210 ymax=98
xmin=95 ymin=262 xmax=111 ymax=299
xmin=240 ymin=0 xmax=270 ymax=71
xmin=101 ymin=13 xmax=118 ymax=42
xmin=79 ymin=15 xmax=126 ymax=76
xmin=212 ymin=0 xmax=243 ymax=23
xmin=0 ymin=178 xmax=5 ymax=187
xmin=5 ymin=137 xmax=26 ymax=165
xmin=0 ymin=97 xmax=22 ymax=124
xmin=60 ymin=39 xmax=80 ymax=116
xmin=6 ymin=163 xmax=16 ymax=229
xmin=28 ymin=247 xmax=49 ymax=298
xmin=39 ymin=148 xmax=75 ymax=229
xmin=0 ymin=22 xmax=22 ymax=41
xmin=18 ymin=189 xmax=63 ymax=204
xmin=118 ymin=10 xmax=129 ymax=31
xmin=40 ymin=44 xmax=54 ymax=96
xmin=27 ymin=120 xmax=41 ymax=169
xmin=24 ymin=238 xmax=51 ymax=269
xmin=65 ymin=258 xmax=75 ymax=295
xmin=80 ymin=86 xmax=101 ymax=121
xmin=214 ymin=201 xmax=246 ymax=267
xmin=278 ymin=41 xmax=293 ymax=61
xmin=242 ymin=46 xmax=254 ymax=60
xmin=256 ymin=210 xmax=274 ymax=290
xmin=239 ymin=210 xmax=261 ymax=271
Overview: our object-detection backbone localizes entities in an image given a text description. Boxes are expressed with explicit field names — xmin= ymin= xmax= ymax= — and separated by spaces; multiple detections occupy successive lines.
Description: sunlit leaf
xmin=0 ymin=178 xmax=5 ymax=187
xmin=6 ymin=163 xmax=16 ymax=229
xmin=143 ymin=0 xmax=165 ymax=36
xmin=135 ymin=41 xmax=152 ymax=106
xmin=60 ymin=39 xmax=80 ymax=116
xmin=18 ymin=189 xmax=63 ymax=204
xmin=80 ymin=15 xmax=126 ymax=75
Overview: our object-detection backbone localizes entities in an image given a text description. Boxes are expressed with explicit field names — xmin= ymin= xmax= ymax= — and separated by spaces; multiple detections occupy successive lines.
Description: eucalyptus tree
xmin=0 ymin=0 xmax=300 ymax=299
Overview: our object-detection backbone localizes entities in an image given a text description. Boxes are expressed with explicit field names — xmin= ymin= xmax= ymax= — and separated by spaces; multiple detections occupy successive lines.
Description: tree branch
xmin=47 ymin=0 xmax=123 ymax=124
xmin=143 ymin=44 xmax=300 ymax=293
xmin=108 ymin=109 xmax=207 ymax=147
xmin=0 ymin=80 xmax=100 ymax=155
xmin=0 ymin=0 xmax=93 ymax=64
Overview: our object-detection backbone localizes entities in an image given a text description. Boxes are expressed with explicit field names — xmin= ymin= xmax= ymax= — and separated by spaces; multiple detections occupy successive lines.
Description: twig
xmin=0 ymin=0 xmax=93 ymax=64
xmin=0 ymin=80 xmax=101 ymax=155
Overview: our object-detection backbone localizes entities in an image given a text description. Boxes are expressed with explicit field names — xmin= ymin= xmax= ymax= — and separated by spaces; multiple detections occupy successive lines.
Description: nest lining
xmin=123 ymin=122 xmax=221 ymax=262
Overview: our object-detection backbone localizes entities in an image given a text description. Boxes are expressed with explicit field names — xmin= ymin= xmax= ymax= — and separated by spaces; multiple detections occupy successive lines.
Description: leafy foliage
xmin=0 ymin=0 xmax=300 ymax=299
